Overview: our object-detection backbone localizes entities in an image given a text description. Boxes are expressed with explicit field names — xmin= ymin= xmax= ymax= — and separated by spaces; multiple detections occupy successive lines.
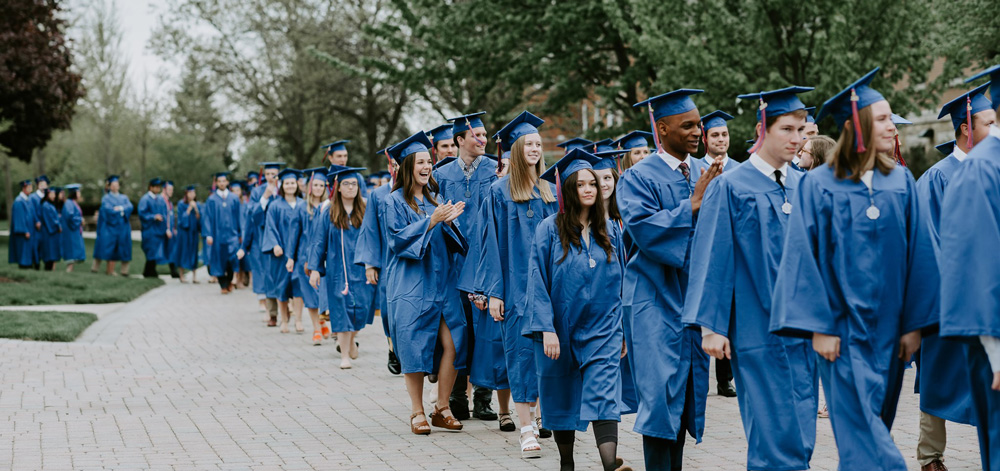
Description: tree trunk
xmin=3 ymin=154 xmax=12 ymax=221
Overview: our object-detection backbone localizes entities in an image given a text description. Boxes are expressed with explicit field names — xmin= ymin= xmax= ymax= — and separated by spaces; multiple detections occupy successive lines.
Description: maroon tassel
xmin=748 ymin=98 xmax=766 ymax=154
xmin=966 ymin=96 xmax=974 ymax=150
xmin=556 ymin=167 xmax=564 ymax=214
xmin=850 ymin=89 xmax=867 ymax=153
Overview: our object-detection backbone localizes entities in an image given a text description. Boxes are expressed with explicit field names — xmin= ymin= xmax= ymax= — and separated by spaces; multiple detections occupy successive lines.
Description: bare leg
xmin=65 ymin=262 xmax=74 ymax=273
xmin=106 ymin=261 xmax=116 ymax=276
xmin=348 ymin=331 xmax=359 ymax=359
xmin=120 ymin=261 xmax=130 ymax=276
xmin=338 ymin=331 xmax=353 ymax=368
xmin=308 ymin=307 xmax=321 ymax=331
xmin=292 ymin=297 xmax=304 ymax=333
xmin=178 ymin=267 xmax=187 ymax=283
xmin=497 ymin=389 xmax=512 ymax=414
xmin=515 ymin=401 xmax=535 ymax=430
xmin=279 ymin=301 xmax=290 ymax=333
xmin=405 ymin=372 xmax=426 ymax=429
xmin=436 ymin=317 xmax=460 ymax=417
xmin=91 ymin=259 xmax=101 ymax=272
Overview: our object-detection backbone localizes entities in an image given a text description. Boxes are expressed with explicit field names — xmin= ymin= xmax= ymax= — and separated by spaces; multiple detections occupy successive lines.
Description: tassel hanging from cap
xmin=648 ymin=104 xmax=664 ymax=153
xmin=850 ymin=89 xmax=867 ymax=153
xmin=556 ymin=167 xmax=564 ymax=214
xmin=339 ymin=226 xmax=350 ymax=295
xmin=257 ymin=166 xmax=264 ymax=187
xmin=384 ymin=149 xmax=395 ymax=181
xmin=894 ymin=132 xmax=907 ymax=167
xmin=966 ymin=96 xmax=974 ymax=150
xmin=748 ymin=98 xmax=767 ymax=154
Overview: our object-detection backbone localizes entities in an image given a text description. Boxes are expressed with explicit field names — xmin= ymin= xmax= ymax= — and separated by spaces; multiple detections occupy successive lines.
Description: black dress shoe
xmin=427 ymin=374 xmax=438 ymax=383
xmin=449 ymin=396 xmax=470 ymax=421
xmin=387 ymin=351 xmax=402 ymax=375
xmin=472 ymin=400 xmax=498 ymax=421
xmin=718 ymin=381 xmax=737 ymax=397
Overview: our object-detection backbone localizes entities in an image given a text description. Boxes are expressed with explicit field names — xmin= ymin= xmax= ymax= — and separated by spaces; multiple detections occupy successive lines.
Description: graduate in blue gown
xmin=698 ymin=110 xmax=740 ymax=172
xmin=138 ymin=178 xmax=170 ymax=278
xmin=353 ymin=149 xmax=402 ymax=374
xmin=174 ymin=185 xmax=201 ymax=282
xmin=260 ymin=169 xmax=303 ymax=332
xmin=94 ymin=175 xmax=133 ymax=276
xmin=617 ymin=89 xmax=723 ymax=470
xmin=228 ymin=181 xmax=249 ymax=287
xmin=29 ymin=175 xmax=49 ymax=269
xmin=769 ymin=68 xmax=939 ymax=471
xmin=526 ymin=148 xmax=628 ymax=469
xmin=434 ymin=112 xmax=500 ymax=424
xmin=38 ymin=187 xmax=62 ymax=270
xmin=684 ymin=87 xmax=818 ymax=471
xmin=591 ymin=148 xmax=638 ymax=418
xmin=9 ymin=180 xmax=37 ymax=268
xmin=384 ymin=131 xmax=469 ymax=435
xmin=295 ymin=168 xmax=329 ymax=343
xmin=61 ymin=184 xmax=86 ymax=271
xmin=613 ymin=131 xmax=652 ymax=172
xmin=241 ymin=162 xmax=284 ymax=325
xmin=477 ymin=111 xmax=558 ymax=447
xmin=939 ymin=128 xmax=1000 ymax=471
xmin=909 ymin=84 xmax=993 ymax=469
xmin=203 ymin=172 xmax=242 ymax=294
xmin=310 ymin=166 xmax=376 ymax=367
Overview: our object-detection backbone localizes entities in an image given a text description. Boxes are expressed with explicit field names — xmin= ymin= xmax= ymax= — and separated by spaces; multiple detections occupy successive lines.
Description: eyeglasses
xmin=339 ymin=181 xmax=359 ymax=188
xmin=797 ymin=149 xmax=813 ymax=157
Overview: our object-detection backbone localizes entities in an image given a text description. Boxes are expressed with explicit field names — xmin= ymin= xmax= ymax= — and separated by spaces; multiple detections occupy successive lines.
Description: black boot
xmin=143 ymin=261 xmax=158 ymax=278
xmin=387 ymin=350 xmax=402 ymax=375
xmin=717 ymin=380 xmax=737 ymax=397
xmin=169 ymin=263 xmax=180 ymax=278
xmin=449 ymin=375 xmax=470 ymax=420
xmin=472 ymin=386 xmax=497 ymax=420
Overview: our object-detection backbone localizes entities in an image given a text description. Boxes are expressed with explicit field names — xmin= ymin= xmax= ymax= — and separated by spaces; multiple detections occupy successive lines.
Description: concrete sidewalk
xmin=0 ymin=278 xmax=983 ymax=470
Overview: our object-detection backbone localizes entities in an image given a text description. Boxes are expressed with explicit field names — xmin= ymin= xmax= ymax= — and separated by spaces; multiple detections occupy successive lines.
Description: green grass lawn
xmin=0 ymin=311 xmax=98 ymax=342
xmin=0 ymin=236 xmax=164 ymax=305
xmin=1 ymin=232 xmax=181 ymax=276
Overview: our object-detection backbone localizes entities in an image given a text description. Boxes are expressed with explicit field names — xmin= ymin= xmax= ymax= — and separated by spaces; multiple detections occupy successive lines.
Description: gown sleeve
xmin=202 ymin=199 xmax=214 ymax=240
xmin=617 ymin=170 xmax=694 ymax=269
xmin=286 ymin=204 xmax=302 ymax=261
xmin=354 ymin=190 xmax=383 ymax=268
xmin=13 ymin=199 xmax=29 ymax=235
xmin=525 ymin=220 xmax=556 ymax=335
xmin=309 ymin=207 xmax=331 ymax=276
xmin=386 ymin=197 xmax=436 ymax=260
xmin=477 ymin=185 xmax=504 ymax=299
xmin=939 ymin=158 xmax=1000 ymax=339
xmin=770 ymin=173 xmax=838 ymax=338
xmin=261 ymin=203 xmax=281 ymax=254
xmin=901 ymin=172 xmax=939 ymax=334
xmin=682 ymin=178 xmax=736 ymax=336
xmin=442 ymin=218 xmax=469 ymax=256
xmin=43 ymin=205 xmax=61 ymax=234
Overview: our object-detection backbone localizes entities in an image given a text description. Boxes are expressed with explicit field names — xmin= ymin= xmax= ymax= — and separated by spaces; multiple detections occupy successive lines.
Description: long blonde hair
xmin=831 ymin=105 xmax=896 ymax=182
xmin=508 ymin=137 xmax=556 ymax=203
xmin=306 ymin=179 xmax=327 ymax=217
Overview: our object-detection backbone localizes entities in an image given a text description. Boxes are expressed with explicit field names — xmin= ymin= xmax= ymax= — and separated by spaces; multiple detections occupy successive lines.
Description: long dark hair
xmin=555 ymin=169 xmax=614 ymax=264
xmin=605 ymin=169 xmax=621 ymax=222
xmin=330 ymin=176 xmax=366 ymax=229
xmin=391 ymin=153 xmax=438 ymax=213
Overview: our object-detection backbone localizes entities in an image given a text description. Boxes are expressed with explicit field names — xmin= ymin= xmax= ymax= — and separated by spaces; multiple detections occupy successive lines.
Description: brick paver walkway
xmin=0 ymin=278 xmax=984 ymax=470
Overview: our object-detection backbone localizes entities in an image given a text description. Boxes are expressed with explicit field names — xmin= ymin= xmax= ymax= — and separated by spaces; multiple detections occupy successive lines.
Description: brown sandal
xmin=410 ymin=411 xmax=430 ymax=435
xmin=429 ymin=405 xmax=464 ymax=431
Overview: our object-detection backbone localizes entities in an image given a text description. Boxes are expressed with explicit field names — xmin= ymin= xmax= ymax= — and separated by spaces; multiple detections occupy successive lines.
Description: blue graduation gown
xmin=699 ymin=156 xmax=741 ymax=172
xmin=203 ymin=191 xmax=241 ymax=278
xmin=60 ymin=200 xmax=86 ymax=262
xmin=9 ymin=193 xmax=37 ymax=266
xmin=294 ymin=203 xmax=322 ymax=309
xmin=354 ymin=183 xmax=392 ymax=337
xmin=138 ymin=192 xmax=169 ymax=264
xmin=385 ymin=189 xmax=468 ymax=374
xmin=244 ymin=184 xmax=279 ymax=295
xmin=94 ymin=192 xmax=133 ymax=261
xmin=914 ymin=154 xmax=975 ymax=425
xmin=938 ymin=135 xmax=1000 ymax=471
xmin=238 ymin=199 xmax=251 ymax=273
xmin=475 ymin=176 xmax=557 ymax=399
xmin=683 ymin=162 xmax=817 ymax=470
xmin=610 ymin=221 xmax=638 ymax=415
xmin=616 ymin=154 xmax=709 ymax=442
xmin=770 ymin=164 xmax=938 ymax=471
xmin=39 ymin=202 xmax=62 ymax=262
xmin=173 ymin=201 xmax=201 ymax=270
xmin=262 ymin=197 xmax=302 ymax=301
xmin=29 ymin=191 xmax=43 ymax=261
xmin=309 ymin=205 xmax=376 ymax=332
xmin=526 ymin=217 xmax=625 ymax=431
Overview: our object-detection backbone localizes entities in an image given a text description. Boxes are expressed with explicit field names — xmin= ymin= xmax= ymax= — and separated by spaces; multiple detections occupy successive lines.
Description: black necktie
xmin=774 ymin=171 xmax=784 ymax=189
xmin=678 ymin=162 xmax=690 ymax=182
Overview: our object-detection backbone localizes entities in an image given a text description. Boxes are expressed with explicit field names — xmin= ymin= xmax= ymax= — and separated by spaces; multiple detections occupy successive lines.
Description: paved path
xmin=0 ymin=278 xmax=984 ymax=470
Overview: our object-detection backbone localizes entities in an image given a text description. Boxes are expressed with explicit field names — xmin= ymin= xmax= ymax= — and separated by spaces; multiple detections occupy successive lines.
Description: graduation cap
xmin=65 ymin=183 xmax=82 ymax=191
xmin=592 ymin=138 xmax=615 ymax=154
xmin=615 ymin=131 xmax=653 ymax=151
xmin=247 ymin=171 xmax=260 ymax=180
xmin=541 ymin=148 xmax=602 ymax=214
xmin=212 ymin=171 xmax=231 ymax=180
xmin=938 ymin=83 xmax=993 ymax=149
xmin=448 ymin=111 xmax=487 ymax=134
xmin=816 ymin=67 xmax=886 ymax=152
xmin=303 ymin=167 xmax=329 ymax=184
xmin=701 ymin=111 xmax=734 ymax=131
xmin=321 ymin=140 xmax=350 ymax=155
xmin=593 ymin=154 xmax=623 ymax=172
xmin=738 ymin=86 xmax=814 ymax=153
xmin=428 ymin=124 xmax=454 ymax=144
xmin=804 ymin=107 xmax=816 ymax=124
xmin=434 ymin=156 xmax=456 ymax=170
xmin=106 ymin=175 xmax=121 ymax=184
xmin=35 ymin=175 xmax=50 ymax=184
xmin=494 ymin=111 xmax=544 ymax=152
xmin=184 ymin=184 xmax=198 ymax=191
xmin=935 ymin=140 xmax=957 ymax=156
xmin=259 ymin=162 xmax=285 ymax=170
xmin=556 ymin=137 xmax=594 ymax=154
xmin=891 ymin=113 xmax=912 ymax=125
xmin=278 ymin=168 xmax=301 ymax=181
xmin=19 ymin=179 xmax=32 ymax=188
xmin=48 ymin=186 xmax=63 ymax=193
xmin=148 ymin=177 xmax=165 ymax=187
xmin=965 ymin=64 xmax=1000 ymax=109
xmin=229 ymin=180 xmax=245 ymax=191
xmin=387 ymin=131 xmax=433 ymax=164
xmin=328 ymin=165 xmax=366 ymax=181
xmin=634 ymin=89 xmax=704 ymax=153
